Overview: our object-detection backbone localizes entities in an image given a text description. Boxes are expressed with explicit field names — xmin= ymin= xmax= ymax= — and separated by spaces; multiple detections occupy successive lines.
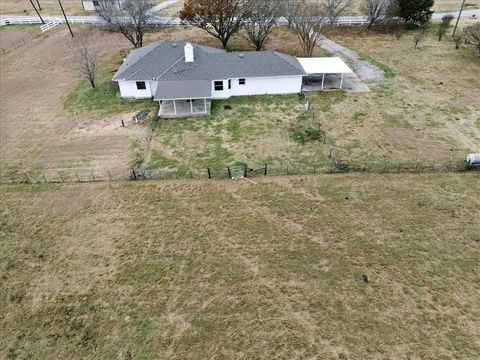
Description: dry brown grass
xmin=0 ymin=0 xmax=170 ymax=15
xmin=1 ymin=172 xmax=479 ymax=359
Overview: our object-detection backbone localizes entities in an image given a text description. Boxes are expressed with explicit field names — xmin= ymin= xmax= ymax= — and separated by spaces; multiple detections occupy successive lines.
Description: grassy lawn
xmin=1 ymin=172 xmax=479 ymax=359
xmin=142 ymin=94 xmax=341 ymax=176
xmin=60 ymin=24 xmax=479 ymax=177
xmin=64 ymin=68 xmax=157 ymax=120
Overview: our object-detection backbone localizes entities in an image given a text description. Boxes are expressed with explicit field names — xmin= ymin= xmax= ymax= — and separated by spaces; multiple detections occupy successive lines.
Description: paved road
xmin=1 ymin=9 xmax=478 ymax=24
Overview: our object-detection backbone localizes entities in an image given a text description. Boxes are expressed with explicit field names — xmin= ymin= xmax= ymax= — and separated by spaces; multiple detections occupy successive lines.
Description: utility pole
xmin=29 ymin=0 xmax=44 ymax=24
xmin=36 ymin=0 xmax=42 ymax=11
xmin=452 ymin=0 xmax=466 ymax=36
xmin=58 ymin=0 xmax=74 ymax=38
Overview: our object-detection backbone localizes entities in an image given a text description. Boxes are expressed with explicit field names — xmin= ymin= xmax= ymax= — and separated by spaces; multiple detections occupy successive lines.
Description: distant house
xmin=81 ymin=0 xmax=122 ymax=11
xmin=112 ymin=41 xmax=354 ymax=118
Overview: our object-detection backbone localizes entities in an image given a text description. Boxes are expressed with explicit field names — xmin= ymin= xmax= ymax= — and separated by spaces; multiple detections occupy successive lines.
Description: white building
xmin=81 ymin=0 xmax=122 ymax=11
xmin=112 ymin=41 xmax=353 ymax=118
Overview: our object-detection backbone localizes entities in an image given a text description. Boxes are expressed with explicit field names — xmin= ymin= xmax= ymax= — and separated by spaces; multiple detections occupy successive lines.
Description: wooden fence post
xmin=43 ymin=174 xmax=47 ymax=183
xmin=264 ymin=164 xmax=268 ymax=176
xmin=91 ymin=170 xmax=95 ymax=182
xmin=207 ymin=168 xmax=211 ymax=179
xmin=227 ymin=166 xmax=231 ymax=179
xmin=58 ymin=171 xmax=64 ymax=182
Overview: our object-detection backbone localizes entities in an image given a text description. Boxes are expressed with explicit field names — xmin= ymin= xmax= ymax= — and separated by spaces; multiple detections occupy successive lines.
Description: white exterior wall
xmin=211 ymin=76 xmax=303 ymax=99
xmin=118 ymin=80 xmax=153 ymax=99
xmin=82 ymin=1 xmax=95 ymax=11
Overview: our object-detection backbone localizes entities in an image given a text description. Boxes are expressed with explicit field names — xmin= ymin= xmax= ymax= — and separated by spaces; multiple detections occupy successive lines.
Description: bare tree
xmin=360 ymin=0 xmax=389 ymax=29
xmin=464 ymin=23 xmax=480 ymax=55
xmin=292 ymin=0 xmax=326 ymax=56
xmin=243 ymin=0 xmax=282 ymax=50
xmin=283 ymin=0 xmax=300 ymax=27
xmin=95 ymin=0 xmax=158 ymax=48
xmin=437 ymin=14 xmax=454 ymax=41
xmin=452 ymin=31 xmax=463 ymax=49
xmin=71 ymin=35 xmax=98 ymax=89
xmin=412 ymin=21 xmax=430 ymax=49
xmin=322 ymin=0 xmax=352 ymax=26
xmin=179 ymin=0 xmax=256 ymax=49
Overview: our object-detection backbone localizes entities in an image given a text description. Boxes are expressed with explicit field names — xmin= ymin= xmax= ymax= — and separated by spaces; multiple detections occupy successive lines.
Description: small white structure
xmin=81 ymin=0 xmax=123 ymax=11
xmin=466 ymin=153 xmax=480 ymax=166
xmin=113 ymin=41 xmax=354 ymax=118
xmin=297 ymin=57 xmax=353 ymax=90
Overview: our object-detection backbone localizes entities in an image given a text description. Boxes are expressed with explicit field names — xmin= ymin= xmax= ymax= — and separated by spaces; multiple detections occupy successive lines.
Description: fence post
xmin=227 ymin=166 xmax=232 ymax=179
xmin=108 ymin=171 xmax=112 ymax=181
xmin=91 ymin=170 xmax=96 ymax=182
xmin=24 ymin=171 xmax=31 ymax=183
xmin=207 ymin=168 xmax=211 ymax=179
xmin=243 ymin=164 xmax=247 ymax=178
xmin=264 ymin=163 xmax=268 ymax=176
xmin=415 ymin=158 xmax=419 ymax=173
xmin=58 ymin=171 xmax=64 ymax=182
xmin=74 ymin=170 xmax=80 ymax=182
xmin=42 ymin=174 xmax=47 ymax=183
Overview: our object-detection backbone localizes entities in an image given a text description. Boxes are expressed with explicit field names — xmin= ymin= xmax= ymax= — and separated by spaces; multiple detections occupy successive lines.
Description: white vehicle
xmin=465 ymin=153 xmax=480 ymax=167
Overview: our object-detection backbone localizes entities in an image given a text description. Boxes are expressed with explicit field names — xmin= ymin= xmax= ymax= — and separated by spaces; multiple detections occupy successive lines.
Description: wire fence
xmin=4 ymin=157 xmax=477 ymax=185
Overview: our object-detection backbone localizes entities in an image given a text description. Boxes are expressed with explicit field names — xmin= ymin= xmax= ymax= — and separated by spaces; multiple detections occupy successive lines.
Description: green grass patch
xmin=360 ymin=54 xmax=396 ymax=78
xmin=64 ymin=69 xmax=157 ymax=118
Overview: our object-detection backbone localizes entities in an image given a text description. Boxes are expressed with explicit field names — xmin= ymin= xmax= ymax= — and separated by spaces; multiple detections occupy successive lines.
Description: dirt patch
xmin=388 ymin=129 xmax=452 ymax=160
xmin=0 ymin=27 xmax=132 ymax=179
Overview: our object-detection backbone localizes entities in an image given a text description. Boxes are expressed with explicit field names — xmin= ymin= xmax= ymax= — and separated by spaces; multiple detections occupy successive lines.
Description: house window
xmin=214 ymin=81 xmax=223 ymax=91
xmin=228 ymin=79 xmax=232 ymax=90
xmin=136 ymin=81 xmax=146 ymax=90
xmin=239 ymin=78 xmax=246 ymax=85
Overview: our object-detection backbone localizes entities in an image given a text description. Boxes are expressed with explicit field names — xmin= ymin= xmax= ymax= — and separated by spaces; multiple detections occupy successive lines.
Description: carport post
xmin=173 ymin=100 xmax=177 ymax=115
xmin=340 ymin=73 xmax=344 ymax=90
xmin=190 ymin=99 xmax=193 ymax=114
xmin=204 ymin=98 xmax=207 ymax=113
xmin=321 ymin=73 xmax=325 ymax=91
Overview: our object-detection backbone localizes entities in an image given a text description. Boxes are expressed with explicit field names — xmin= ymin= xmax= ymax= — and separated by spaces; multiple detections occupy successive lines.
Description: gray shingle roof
xmin=154 ymin=80 xmax=212 ymax=100
xmin=113 ymin=41 xmax=306 ymax=82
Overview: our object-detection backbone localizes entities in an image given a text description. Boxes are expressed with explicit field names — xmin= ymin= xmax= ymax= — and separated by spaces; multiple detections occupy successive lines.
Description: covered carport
xmin=297 ymin=57 xmax=354 ymax=91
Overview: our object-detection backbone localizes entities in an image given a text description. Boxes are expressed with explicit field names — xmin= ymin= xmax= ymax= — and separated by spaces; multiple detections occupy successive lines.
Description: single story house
xmin=112 ymin=41 xmax=353 ymax=118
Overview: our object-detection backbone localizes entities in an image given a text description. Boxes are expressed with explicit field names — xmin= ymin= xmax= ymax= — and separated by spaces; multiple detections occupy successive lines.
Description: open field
xmin=1 ymin=173 xmax=479 ymax=359
xmin=0 ymin=0 xmax=170 ymax=15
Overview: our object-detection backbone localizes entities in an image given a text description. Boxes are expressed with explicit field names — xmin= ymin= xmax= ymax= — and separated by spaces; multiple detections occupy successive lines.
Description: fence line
xmin=4 ymin=159 xmax=476 ymax=185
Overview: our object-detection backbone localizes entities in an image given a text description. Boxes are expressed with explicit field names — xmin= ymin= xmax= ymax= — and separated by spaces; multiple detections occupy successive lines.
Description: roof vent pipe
xmin=184 ymin=43 xmax=194 ymax=62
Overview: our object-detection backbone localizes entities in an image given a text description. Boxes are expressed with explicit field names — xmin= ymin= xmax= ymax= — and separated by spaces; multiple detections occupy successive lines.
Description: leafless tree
xmin=95 ymin=0 xmax=159 ymax=48
xmin=452 ymin=31 xmax=463 ymax=49
xmin=322 ymin=0 xmax=352 ymax=26
xmin=360 ymin=0 xmax=389 ymax=29
xmin=292 ymin=0 xmax=326 ymax=56
xmin=243 ymin=0 xmax=282 ymax=50
xmin=412 ymin=21 xmax=430 ymax=49
xmin=437 ymin=14 xmax=454 ymax=41
xmin=71 ymin=35 xmax=98 ymax=88
xmin=464 ymin=23 xmax=480 ymax=55
xmin=283 ymin=0 xmax=300 ymax=27
xmin=180 ymin=0 xmax=256 ymax=49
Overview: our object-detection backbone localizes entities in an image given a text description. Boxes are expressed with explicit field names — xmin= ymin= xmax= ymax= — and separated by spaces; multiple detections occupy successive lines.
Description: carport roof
xmin=297 ymin=57 xmax=353 ymax=75
xmin=154 ymin=80 xmax=212 ymax=100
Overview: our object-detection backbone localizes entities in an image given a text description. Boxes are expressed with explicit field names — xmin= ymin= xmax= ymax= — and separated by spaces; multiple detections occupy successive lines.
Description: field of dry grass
xmin=1 ymin=173 xmax=479 ymax=359
xmin=0 ymin=0 xmax=169 ymax=15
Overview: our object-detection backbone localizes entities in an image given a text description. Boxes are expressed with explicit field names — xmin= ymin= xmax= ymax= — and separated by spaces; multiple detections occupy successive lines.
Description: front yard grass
xmin=64 ymin=68 xmax=157 ymax=120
